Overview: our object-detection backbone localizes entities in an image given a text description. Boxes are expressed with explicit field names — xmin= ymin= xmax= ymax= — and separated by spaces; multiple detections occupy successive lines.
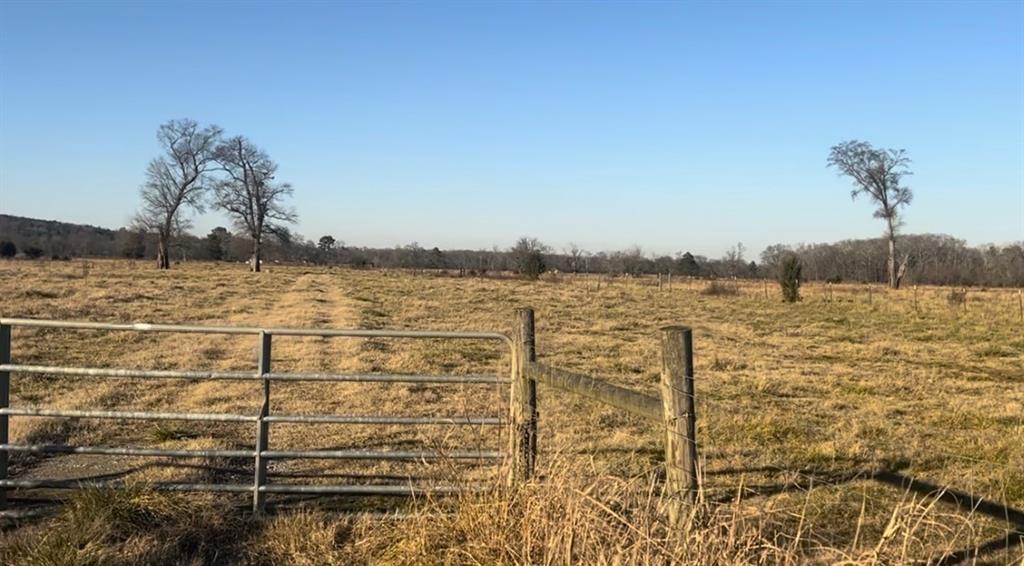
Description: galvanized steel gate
xmin=0 ymin=318 xmax=513 ymax=514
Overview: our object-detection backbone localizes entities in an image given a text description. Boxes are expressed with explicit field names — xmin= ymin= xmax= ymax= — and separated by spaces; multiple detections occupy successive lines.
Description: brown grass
xmin=700 ymin=279 xmax=740 ymax=296
xmin=0 ymin=260 xmax=1022 ymax=564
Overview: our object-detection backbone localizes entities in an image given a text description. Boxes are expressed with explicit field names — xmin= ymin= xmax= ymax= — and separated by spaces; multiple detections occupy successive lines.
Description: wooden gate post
xmin=660 ymin=326 xmax=699 ymax=524
xmin=509 ymin=308 xmax=538 ymax=485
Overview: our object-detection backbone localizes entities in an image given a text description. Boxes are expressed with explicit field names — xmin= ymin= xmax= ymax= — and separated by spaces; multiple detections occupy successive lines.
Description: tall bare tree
xmin=827 ymin=140 xmax=913 ymax=288
xmin=212 ymin=136 xmax=296 ymax=272
xmin=135 ymin=119 xmax=222 ymax=269
xmin=565 ymin=243 xmax=587 ymax=273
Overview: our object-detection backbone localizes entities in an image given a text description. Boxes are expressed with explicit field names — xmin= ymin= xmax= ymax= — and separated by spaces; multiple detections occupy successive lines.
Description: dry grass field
xmin=0 ymin=259 xmax=1021 ymax=564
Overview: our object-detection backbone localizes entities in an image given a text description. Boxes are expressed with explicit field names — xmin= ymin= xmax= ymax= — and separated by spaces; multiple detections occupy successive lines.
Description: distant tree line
xmin=767 ymin=234 xmax=1023 ymax=288
xmin=4 ymin=213 xmax=1018 ymax=287
xmin=10 ymin=134 xmax=1017 ymax=286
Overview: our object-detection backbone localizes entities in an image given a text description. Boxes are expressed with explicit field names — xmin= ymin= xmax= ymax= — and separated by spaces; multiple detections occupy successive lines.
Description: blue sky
xmin=1 ymin=1 xmax=1021 ymax=258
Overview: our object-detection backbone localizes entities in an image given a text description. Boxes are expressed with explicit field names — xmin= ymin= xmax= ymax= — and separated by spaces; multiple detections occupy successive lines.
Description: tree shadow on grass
xmin=871 ymin=470 xmax=1024 ymax=565
xmin=709 ymin=461 xmax=1024 ymax=565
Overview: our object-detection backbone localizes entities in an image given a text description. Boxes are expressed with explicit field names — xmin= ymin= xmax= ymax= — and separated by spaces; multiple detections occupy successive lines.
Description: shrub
xmin=510 ymin=236 xmax=548 ymax=281
xmin=700 ymin=280 xmax=738 ymax=296
xmin=0 ymin=240 xmax=15 ymax=258
xmin=947 ymin=288 xmax=967 ymax=307
xmin=23 ymin=246 xmax=44 ymax=259
xmin=778 ymin=254 xmax=802 ymax=303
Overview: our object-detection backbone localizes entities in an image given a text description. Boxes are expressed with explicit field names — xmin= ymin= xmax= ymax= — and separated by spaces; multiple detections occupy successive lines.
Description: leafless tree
xmin=723 ymin=242 xmax=746 ymax=277
xmin=134 ymin=119 xmax=222 ymax=269
xmin=212 ymin=136 xmax=296 ymax=272
xmin=828 ymin=140 xmax=913 ymax=288
xmin=565 ymin=243 xmax=587 ymax=273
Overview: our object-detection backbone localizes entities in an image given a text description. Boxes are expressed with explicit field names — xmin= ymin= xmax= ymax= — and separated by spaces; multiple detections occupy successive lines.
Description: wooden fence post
xmin=660 ymin=326 xmax=699 ymax=524
xmin=509 ymin=308 xmax=538 ymax=485
xmin=253 ymin=331 xmax=271 ymax=514
xmin=0 ymin=324 xmax=10 ymax=510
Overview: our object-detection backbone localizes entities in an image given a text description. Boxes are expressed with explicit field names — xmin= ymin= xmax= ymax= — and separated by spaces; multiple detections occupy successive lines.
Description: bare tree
xmin=827 ymin=140 xmax=913 ymax=288
xmin=212 ymin=136 xmax=296 ymax=272
xmin=565 ymin=243 xmax=587 ymax=273
xmin=135 ymin=119 xmax=222 ymax=269
xmin=723 ymin=242 xmax=746 ymax=277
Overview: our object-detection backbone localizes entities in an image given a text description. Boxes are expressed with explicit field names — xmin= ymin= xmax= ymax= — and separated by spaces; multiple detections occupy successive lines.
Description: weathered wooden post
xmin=253 ymin=331 xmax=272 ymax=513
xmin=509 ymin=308 xmax=538 ymax=485
xmin=0 ymin=324 xmax=10 ymax=510
xmin=660 ymin=326 xmax=699 ymax=524
xmin=1018 ymin=289 xmax=1023 ymax=321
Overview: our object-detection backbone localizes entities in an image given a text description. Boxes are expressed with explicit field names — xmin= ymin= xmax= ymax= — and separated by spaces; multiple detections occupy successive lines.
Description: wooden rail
xmin=508 ymin=307 xmax=699 ymax=523
xmin=524 ymin=363 xmax=661 ymax=422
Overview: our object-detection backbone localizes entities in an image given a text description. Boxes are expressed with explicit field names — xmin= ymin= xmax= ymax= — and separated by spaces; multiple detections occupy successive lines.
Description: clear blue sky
xmin=1 ymin=1 xmax=1021 ymax=258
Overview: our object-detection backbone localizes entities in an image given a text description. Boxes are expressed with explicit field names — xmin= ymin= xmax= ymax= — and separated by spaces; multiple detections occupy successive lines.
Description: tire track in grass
xmin=320 ymin=272 xmax=505 ymax=489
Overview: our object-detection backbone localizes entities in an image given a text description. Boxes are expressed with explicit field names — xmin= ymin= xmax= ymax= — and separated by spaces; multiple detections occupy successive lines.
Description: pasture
xmin=0 ymin=259 xmax=1021 ymax=564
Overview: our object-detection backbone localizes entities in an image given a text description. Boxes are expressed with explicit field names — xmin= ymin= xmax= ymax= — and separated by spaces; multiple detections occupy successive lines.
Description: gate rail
xmin=0 ymin=318 xmax=513 ymax=513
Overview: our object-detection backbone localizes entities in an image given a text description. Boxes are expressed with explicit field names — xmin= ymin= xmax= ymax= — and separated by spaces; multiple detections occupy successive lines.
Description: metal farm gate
xmin=0 ymin=318 xmax=513 ymax=514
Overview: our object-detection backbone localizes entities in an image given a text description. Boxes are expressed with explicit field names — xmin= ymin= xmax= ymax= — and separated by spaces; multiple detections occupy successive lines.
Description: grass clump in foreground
xmin=0 ymin=473 xmax=810 ymax=565
xmin=4 ymin=463 xmax=1020 ymax=565
xmin=0 ymin=485 xmax=244 ymax=565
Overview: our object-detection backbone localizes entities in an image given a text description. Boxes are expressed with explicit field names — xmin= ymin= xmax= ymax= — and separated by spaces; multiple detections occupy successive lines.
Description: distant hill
xmin=0 ymin=214 xmax=126 ymax=258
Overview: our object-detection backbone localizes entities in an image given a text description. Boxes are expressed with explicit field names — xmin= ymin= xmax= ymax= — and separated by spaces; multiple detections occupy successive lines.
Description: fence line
xmin=511 ymin=307 xmax=700 ymax=524
xmin=1 ymin=310 xmax=702 ymax=523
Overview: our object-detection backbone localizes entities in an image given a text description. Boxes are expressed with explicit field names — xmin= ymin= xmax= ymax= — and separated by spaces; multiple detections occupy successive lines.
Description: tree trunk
xmin=251 ymin=237 xmax=261 ymax=273
xmin=895 ymin=253 xmax=909 ymax=288
xmin=887 ymin=233 xmax=899 ymax=289
xmin=156 ymin=231 xmax=170 ymax=270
